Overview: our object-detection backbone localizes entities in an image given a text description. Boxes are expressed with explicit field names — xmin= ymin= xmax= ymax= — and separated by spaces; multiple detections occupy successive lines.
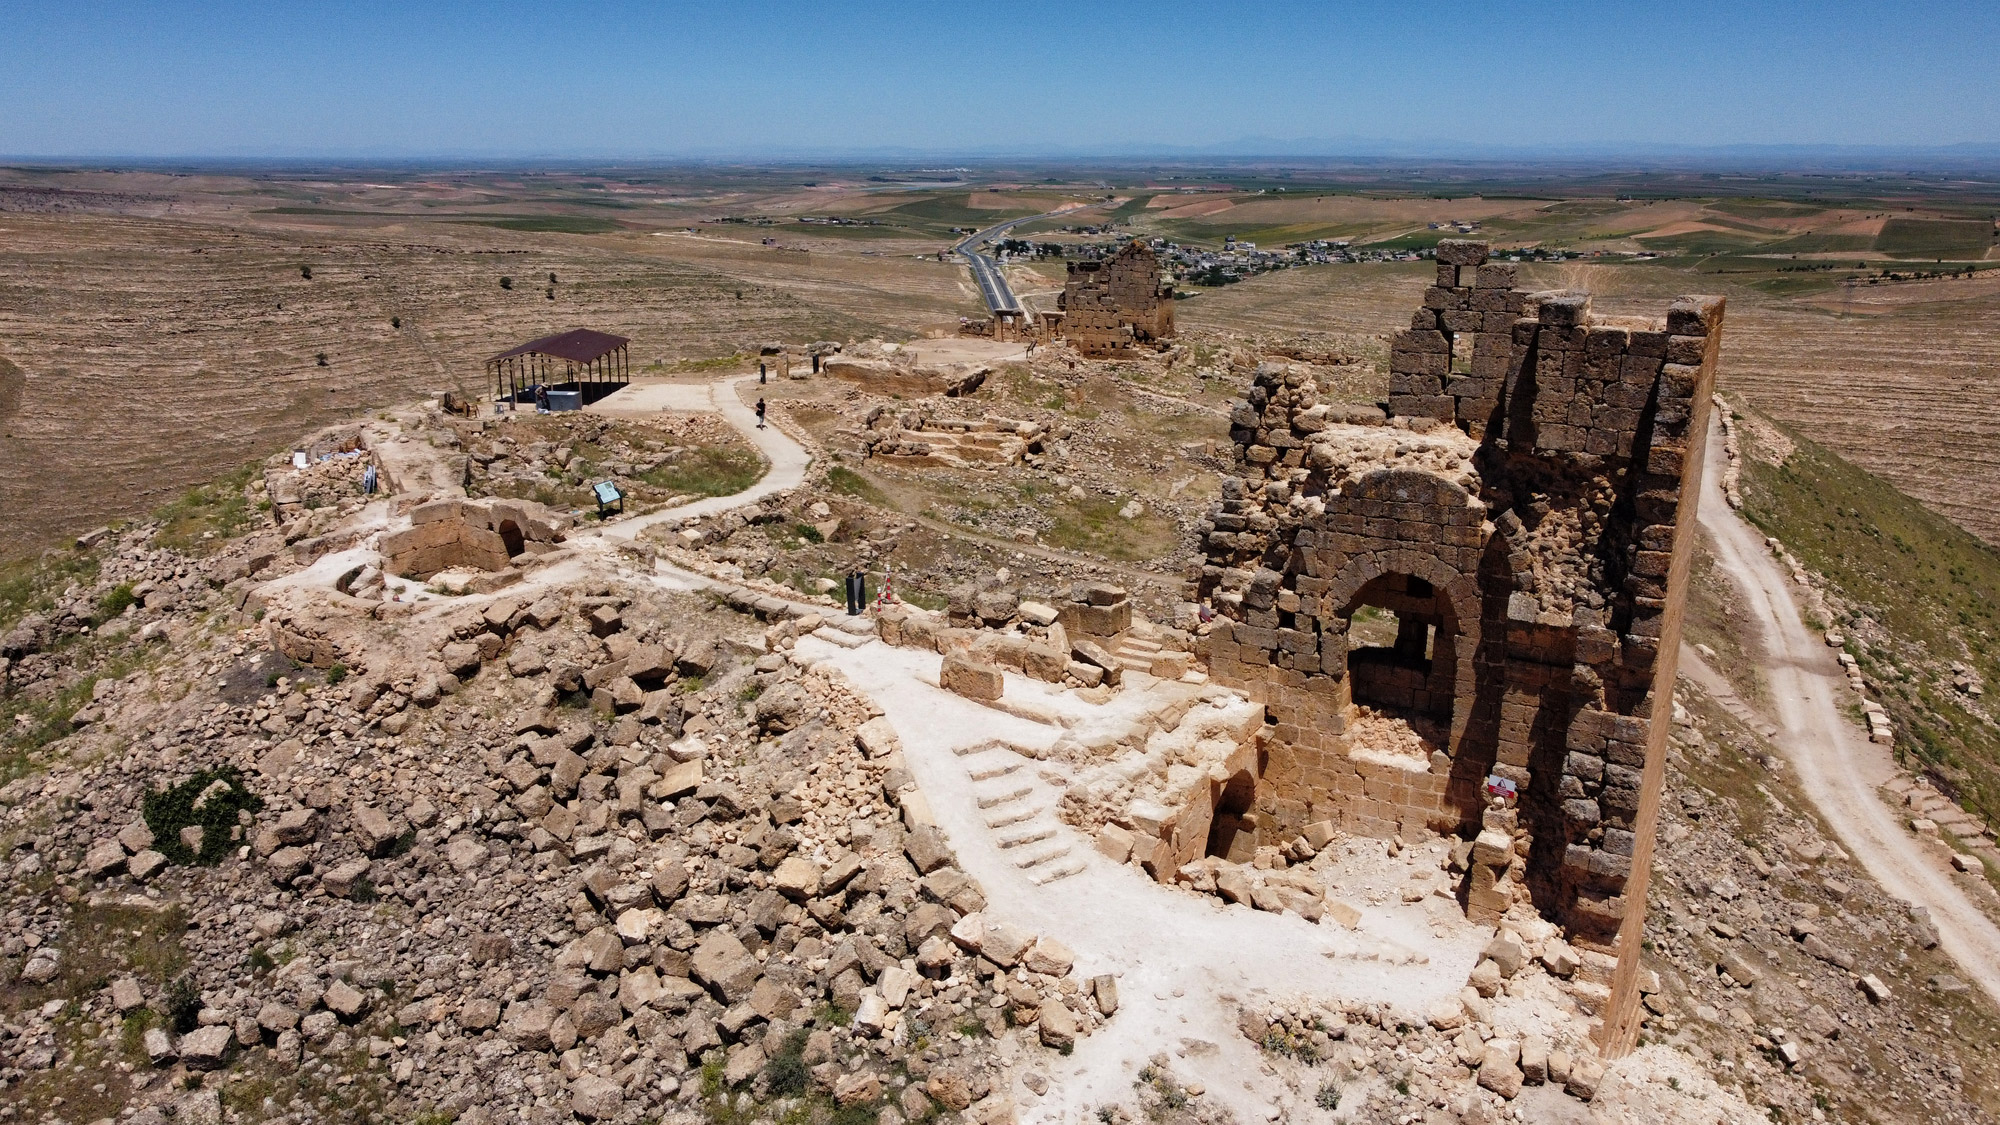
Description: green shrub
xmin=762 ymin=1028 xmax=810 ymax=1096
xmin=1315 ymin=1082 xmax=1341 ymax=1110
xmin=142 ymin=766 xmax=264 ymax=865
xmin=325 ymin=662 xmax=348 ymax=685
xmin=93 ymin=582 xmax=136 ymax=623
xmin=164 ymin=977 xmax=202 ymax=1033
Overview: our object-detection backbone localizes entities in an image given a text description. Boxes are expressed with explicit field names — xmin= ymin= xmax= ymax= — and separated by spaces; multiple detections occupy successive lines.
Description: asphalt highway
xmin=952 ymin=211 xmax=1068 ymax=314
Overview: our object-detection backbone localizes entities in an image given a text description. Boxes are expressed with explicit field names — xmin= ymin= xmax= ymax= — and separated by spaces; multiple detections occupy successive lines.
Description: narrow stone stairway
xmin=954 ymin=740 xmax=1087 ymax=885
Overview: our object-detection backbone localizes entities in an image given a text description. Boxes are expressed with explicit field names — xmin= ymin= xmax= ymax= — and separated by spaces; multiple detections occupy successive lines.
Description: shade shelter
xmin=487 ymin=329 xmax=631 ymax=408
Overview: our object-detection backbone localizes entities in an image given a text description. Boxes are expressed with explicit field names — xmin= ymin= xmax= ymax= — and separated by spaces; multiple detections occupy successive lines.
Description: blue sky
xmin=3 ymin=1 xmax=1996 ymax=159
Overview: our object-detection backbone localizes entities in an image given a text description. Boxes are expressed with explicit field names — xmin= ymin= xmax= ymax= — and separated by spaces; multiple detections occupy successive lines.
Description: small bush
xmin=142 ymin=766 xmax=264 ymax=865
xmin=762 ymin=1027 xmax=810 ymax=1095
xmin=793 ymin=522 xmax=824 ymax=544
xmin=164 ymin=977 xmax=202 ymax=1033
xmin=316 ymin=352 xmax=329 ymax=367
xmin=299 ymin=265 xmax=312 ymax=280
xmin=94 ymin=582 xmax=136 ymax=623
xmin=391 ymin=316 xmax=401 ymax=329
xmin=1315 ymin=1082 xmax=1341 ymax=1110
xmin=499 ymin=276 xmax=513 ymax=290
xmin=325 ymin=662 xmax=348 ymax=685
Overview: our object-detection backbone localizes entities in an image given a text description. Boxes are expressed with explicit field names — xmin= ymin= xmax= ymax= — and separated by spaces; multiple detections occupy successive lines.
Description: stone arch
xmin=497 ymin=519 xmax=526 ymax=559
xmin=1322 ymin=550 xmax=1481 ymax=752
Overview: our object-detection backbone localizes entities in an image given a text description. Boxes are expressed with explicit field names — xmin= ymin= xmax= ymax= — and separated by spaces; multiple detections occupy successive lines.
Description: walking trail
xmin=1689 ymin=414 xmax=2000 ymax=1012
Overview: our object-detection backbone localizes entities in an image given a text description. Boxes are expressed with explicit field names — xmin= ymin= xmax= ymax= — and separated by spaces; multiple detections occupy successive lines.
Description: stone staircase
xmin=954 ymin=741 xmax=1086 ymax=885
xmin=1110 ymin=627 xmax=1194 ymax=679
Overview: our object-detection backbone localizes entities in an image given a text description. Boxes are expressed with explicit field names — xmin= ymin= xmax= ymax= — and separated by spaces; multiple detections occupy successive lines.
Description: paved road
xmin=953 ymin=206 xmax=1098 ymax=315
xmin=1691 ymin=413 xmax=2000 ymax=1013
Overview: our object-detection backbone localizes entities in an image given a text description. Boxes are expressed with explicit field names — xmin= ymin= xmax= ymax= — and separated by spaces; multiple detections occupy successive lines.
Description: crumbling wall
xmin=1189 ymin=239 xmax=1722 ymax=1052
xmin=858 ymin=406 xmax=1049 ymax=468
xmin=379 ymin=497 xmax=570 ymax=581
xmin=1057 ymin=241 xmax=1176 ymax=357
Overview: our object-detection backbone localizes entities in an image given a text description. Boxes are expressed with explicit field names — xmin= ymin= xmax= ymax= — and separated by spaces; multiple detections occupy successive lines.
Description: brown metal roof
xmin=487 ymin=328 xmax=629 ymax=366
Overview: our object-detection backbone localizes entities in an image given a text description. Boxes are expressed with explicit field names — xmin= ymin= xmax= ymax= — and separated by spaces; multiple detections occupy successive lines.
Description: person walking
xmin=759 ymin=360 xmax=767 ymax=385
xmin=755 ymin=398 xmax=767 ymax=429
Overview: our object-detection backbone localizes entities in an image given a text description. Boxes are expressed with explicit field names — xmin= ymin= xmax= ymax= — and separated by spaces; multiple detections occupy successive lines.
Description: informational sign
xmin=1484 ymin=775 xmax=1518 ymax=798
xmin=292 ymin=451 xmax=308 ymax=469
xmin=593 ymin=481 xmax=622 ymax=505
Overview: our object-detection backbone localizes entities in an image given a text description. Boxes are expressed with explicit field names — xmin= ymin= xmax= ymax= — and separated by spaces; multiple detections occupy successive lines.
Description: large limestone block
xmin=941 ymin=654 xmax=1004 ymax=701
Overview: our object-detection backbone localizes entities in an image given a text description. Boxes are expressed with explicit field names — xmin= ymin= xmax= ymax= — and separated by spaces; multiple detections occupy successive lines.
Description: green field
xmin=1875 ymin=217 xmax=1993 ymax=260
xmin=459 ymin=215 xmax=622 ymax=234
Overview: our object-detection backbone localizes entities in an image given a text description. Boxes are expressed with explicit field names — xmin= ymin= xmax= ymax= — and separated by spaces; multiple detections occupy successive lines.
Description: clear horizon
xmin=3 ymin=0 xmax=1998 ymax=160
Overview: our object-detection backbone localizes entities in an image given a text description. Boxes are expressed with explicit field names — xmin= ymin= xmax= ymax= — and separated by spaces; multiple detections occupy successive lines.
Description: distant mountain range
xmin=8 ymin=138 xmax=2000 ymax=174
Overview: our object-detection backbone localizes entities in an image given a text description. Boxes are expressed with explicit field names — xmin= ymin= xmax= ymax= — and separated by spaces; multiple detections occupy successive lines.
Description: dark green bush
xmin=142 ymin=766 xmax=264 ymax=865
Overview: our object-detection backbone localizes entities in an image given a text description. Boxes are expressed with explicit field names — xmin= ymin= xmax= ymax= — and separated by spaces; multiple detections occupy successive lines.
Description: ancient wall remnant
xmin=1057 ymin=241 xmax=1176 ymax=357
xmin=379 ymin=497 xmax=570 ymax=580
xmin=1191 ymin=240 xmax=1723 ymax=1053
xmin=858 ymin=406 xmax=1051 ymax=468
xmin=823 ymin=356 xmax=987 ymax=398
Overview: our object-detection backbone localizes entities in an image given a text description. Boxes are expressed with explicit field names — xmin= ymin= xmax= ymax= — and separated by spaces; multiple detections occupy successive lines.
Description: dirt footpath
xmin=1693 ymin=414 xmax=2000 ymax=1013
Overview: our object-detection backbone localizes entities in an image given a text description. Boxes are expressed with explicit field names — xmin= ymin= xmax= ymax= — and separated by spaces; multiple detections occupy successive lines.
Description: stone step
xmin=997 ymin=825 xmax=1057 ymax=850
xmin=984 ymin=807 xmax=1040 ymax=829
xmin=1030 ymin=858 xmax=1087 ymax=885
xmin=967 ymin=761 xmax=1022 ymax=782
xmin=1015 ymin=843 xmax=1071 ymax=869
xmin=976 ymin=786 xmax=1034 ymax=810
xmin=1116 ymin=639 xmax=1163 ymax=656
xmin=811 ymin=627 xmax=871 ymax=650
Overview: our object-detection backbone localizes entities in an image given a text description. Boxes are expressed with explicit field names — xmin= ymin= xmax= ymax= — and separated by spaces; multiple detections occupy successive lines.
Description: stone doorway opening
xmin=1205 ymin=769 xmax=1259 ymax=863
xmin=497 ymin=519 xmax=526 ymax=559
xmin=1342 ymin=573 xmax=1455 ymax=726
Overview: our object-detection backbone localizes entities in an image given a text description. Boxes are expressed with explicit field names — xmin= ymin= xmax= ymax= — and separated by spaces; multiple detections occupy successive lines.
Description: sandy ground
xmin=1691 ymin=414 xmax=2000 ymax=1013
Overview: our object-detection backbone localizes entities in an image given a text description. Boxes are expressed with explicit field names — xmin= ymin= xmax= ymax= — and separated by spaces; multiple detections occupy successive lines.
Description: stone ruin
xmin=377 ymin=496 xmax=570 ymax=583
xmin=1190 ymin=239 xmax=1724 ymax=1051
xmin=1053 ymin=240 xmax=1177 ymax=357
xmin=822 ymin=355 xmax=987 ymax=398
xmin=857 ymin=405 xmax=1054 ymax=469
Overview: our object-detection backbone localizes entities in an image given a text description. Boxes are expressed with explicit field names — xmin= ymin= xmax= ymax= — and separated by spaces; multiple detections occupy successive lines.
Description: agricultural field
xmin=3 ymin=162 xmax=2000 ymax=560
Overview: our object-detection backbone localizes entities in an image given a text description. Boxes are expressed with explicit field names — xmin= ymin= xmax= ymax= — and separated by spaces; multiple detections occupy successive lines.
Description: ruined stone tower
xmin=1191 ymin=239 xmax=1723 ymax=1052
xmin=1056 ymin=240 xmax=1176 ymax=357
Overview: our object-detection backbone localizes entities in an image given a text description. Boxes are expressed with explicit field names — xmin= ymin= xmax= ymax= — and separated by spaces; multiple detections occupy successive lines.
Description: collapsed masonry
xmin=1191 ymin=239 xmax=1723 ymax=1052
xmin=1053 ymin=241 xmax=1176 ymax=357
xmin=858 ymin=406 xmax=1055 ymax=469
xmin=377 ymin=497 xmax=571 ymax=583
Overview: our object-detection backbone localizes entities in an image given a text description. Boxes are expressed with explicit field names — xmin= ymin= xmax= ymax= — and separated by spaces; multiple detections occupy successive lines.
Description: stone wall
xmin=1057 ymin=241 xmax=1175 ymax=357
xmin=1189 ymin=239 xmax=1723 ymax=1052
xmin=379 ymin=498 xmax=570 ymax=581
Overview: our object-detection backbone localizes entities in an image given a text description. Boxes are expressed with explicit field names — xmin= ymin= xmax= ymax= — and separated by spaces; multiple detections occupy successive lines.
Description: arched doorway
xmin=497 ymin=519 xmax=526 ymax=558
xmin=1340 ymin=572 xmax=1457 ymax=732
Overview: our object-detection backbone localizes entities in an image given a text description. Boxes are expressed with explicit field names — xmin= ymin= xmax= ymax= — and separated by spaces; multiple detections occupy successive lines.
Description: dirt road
xmin=1691 ymin=415 xmax=2000 ymax=1010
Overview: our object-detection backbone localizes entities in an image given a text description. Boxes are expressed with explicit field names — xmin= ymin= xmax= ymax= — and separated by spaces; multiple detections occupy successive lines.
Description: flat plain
xmin=3 ymin=163 xmax=2000 ymax=556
